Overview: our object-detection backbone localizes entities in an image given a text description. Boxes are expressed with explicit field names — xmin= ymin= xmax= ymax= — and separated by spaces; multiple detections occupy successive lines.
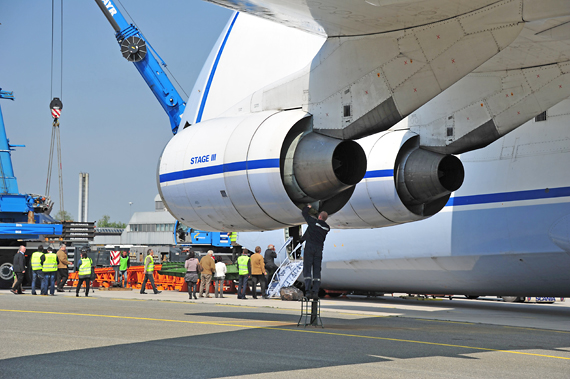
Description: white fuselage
xmin=163 ymin=11 xmax=570 ymax=296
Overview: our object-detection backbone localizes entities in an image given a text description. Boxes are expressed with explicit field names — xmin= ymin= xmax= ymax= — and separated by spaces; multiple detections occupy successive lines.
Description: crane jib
xmin=95 ymin=0 xmax=186 ymax=134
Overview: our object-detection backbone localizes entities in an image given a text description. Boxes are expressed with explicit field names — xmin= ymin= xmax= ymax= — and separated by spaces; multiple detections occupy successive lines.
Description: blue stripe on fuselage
xmin=446 ymin=187 xmax=570 ymax=207
xmin=196 ymin=12 xmax=239 ymax=123
xmin=159 ymin=158 xmax=279 ymax=183
xmin=363 ymin=169 xmax=393 ymax=178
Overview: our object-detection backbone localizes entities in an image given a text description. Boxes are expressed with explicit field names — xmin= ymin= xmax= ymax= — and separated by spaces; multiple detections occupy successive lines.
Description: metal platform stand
xmin=298 ymin=297 xmax=324 ymax=328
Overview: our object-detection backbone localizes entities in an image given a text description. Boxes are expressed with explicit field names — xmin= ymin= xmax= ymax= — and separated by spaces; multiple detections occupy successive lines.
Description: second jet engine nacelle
xmin=158 ymin=110 xmax=367 ymax=231
xmin=329 ymin=130 xmax=465 ymax=228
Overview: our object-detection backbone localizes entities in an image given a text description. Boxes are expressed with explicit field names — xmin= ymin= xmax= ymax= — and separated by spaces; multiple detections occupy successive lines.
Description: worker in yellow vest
xmin=237 ymin=248 xmax=251 ymax=299
xmin=30 ymin=245 xmax=45 ymax=295
xmin=230 ymin=232 xmax=239 ymax=263
xmin=40 ymin=246 xmax=58 ymax=296
xmin=76 ymin=250 xmax=93 ymax=297
xmin=119 ymin=251 xmax=130 ymax=288
xmin=140 ymin=249 xmax=161 ymax=295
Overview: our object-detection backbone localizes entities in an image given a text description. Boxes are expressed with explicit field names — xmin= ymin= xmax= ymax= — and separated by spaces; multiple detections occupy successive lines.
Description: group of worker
xmin=181 ymin=243 xmax=278 ymax=300
xmin=10 ymin=205 xmax=329 ymax=300
xmin=10 ymin=243 xmax=93 ymax=297
xmin=236 ymin=204 xmax=330 ymax=301
xmin=184 ymin=249 xmax=225 ymax=299
xmin=187 ymin=204 xmax=329 ymax=300
xmin=235 ymin=244 xmax=278 ymax=299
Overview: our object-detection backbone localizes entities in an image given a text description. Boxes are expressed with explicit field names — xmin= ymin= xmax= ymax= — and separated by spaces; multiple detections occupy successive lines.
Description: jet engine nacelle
xmin=329 ymin=130 xmax=464 ymax=228
xmin=158 ymin=110 xmax=367 ymax=231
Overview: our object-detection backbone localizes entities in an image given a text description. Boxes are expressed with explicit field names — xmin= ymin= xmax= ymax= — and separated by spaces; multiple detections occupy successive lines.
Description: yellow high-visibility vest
xmin=31 ymin=251 xmax=44 ymax=271
xmin=145 ymin=255 xmax=154 ymax=273
xmin=42 ymin=252 xmax=57 ymax=272
xmin=237 ymin=255 xmax=249 ymax=275
xmin=78 ymin=258 xmax=93 ymax=277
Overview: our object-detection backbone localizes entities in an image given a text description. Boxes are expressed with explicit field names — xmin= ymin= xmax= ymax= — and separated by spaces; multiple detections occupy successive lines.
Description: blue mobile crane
xmin=95 ymin=0 xmax=186 ymax=134
xmin=0 ymin=89 xmax=63 ymax=288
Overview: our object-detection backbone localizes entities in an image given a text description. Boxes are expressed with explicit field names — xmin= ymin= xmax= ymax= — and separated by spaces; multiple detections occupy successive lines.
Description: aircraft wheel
xmin=0 ymin=262 xmax=14 ymax=289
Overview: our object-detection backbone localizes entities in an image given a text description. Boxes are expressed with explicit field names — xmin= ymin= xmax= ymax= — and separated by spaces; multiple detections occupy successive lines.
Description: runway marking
xmin=503 ymin=325 xmax=570 ymax=334
xmin=369 ymin=354 xmax=400 ymax=360
xmin=422 ymin=319 xmax=570 ymax=334
xmin=2 ymin=308 xmax=569 ymax=361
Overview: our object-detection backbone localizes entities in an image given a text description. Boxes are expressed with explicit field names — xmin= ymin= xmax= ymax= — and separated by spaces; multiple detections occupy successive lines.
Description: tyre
xmin=0 ymin=262 xmax=14 ymax=289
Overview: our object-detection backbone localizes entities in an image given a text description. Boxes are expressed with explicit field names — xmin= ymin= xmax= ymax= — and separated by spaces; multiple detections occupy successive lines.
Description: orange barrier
xmin=67 ymin=267 xmax=117 ymax=288
xmin=66 ymin=265 xmax=237 ymax=293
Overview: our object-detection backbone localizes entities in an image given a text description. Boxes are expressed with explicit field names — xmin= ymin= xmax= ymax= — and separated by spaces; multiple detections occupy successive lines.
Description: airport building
xmin=91 ymin=195 xmax=180 ymax=263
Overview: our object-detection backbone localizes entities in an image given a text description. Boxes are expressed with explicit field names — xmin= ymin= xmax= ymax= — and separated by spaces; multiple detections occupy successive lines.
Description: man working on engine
xmin=301 ymin=204 xmax=330 ymax=300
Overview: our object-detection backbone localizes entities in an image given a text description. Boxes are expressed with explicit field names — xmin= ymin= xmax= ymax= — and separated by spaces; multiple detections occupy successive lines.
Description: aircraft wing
xmin=205 ymin=0 xmax=570 ymax=147
xmin=407 ymin=13 xmax=570 ymax=153
xmin=206 ymin=0 xmax=509 ymax=37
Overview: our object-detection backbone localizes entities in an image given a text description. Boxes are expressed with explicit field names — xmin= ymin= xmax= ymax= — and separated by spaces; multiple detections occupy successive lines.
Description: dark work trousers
xmin=186 ymin=280 xmax=197 ymax=299
xmin=31 ymin=270 xmax=43 ymax=295
xmin=266 ymin=264 xmax=277 ymax=284
xmin=76 ymin=278 xmax=91 ymax=296
xmin=237 ymin=275 xmax=249 ymax=299
xmin=13 ymin=273 xmax=24 ymax=294
xmin=56 ymin=268 xmax=68 ymax=291
xmin=141 ymin=273 xmax=159 ymax=294
xmin=303 ymin=246 xmax=323 ymax=295
xmin=251 ymin=275 xmax=266 ymax=298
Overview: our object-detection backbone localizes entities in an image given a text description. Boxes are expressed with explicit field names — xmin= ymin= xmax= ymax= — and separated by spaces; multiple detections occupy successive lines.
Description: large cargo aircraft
xmin=156 ymin=1 xmax=570 ymax=297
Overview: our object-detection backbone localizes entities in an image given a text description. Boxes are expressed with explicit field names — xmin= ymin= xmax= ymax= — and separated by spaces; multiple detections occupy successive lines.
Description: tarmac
xmin=1 ymin=288 xmax=569 ymax=378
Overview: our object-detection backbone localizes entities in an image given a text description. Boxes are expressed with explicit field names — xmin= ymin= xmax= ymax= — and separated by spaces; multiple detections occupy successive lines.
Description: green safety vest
xmin=42 ymin=252 xmax=58 ymax=272
xmin=237 ymin=255 xmax=249 ymax=275
xmin=145 ymin=255 xmax=154 ymax=273
xmin=230 ymin=232 xmax=237 ymax=242
xmin=31 ymin=251 xmax=44 ymax=271
xmin=119 ymin=256 xmax=129 ymax=271
xmin=78 ymin=257 xmax=93 ymax=277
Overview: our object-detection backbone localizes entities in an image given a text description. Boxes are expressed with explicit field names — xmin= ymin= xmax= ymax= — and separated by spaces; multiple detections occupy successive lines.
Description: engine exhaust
xmin=396 ymin=147 xmax=464 ymax=214
xmin=289 ymin=132 xmax=367 ymax=202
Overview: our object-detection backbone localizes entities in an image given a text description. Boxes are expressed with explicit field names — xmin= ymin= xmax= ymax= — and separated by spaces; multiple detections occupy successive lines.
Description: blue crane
xmin=0 ymin=88 xmax=63 ymax=289
xmin=0 ymin=89 xmax=62 ymax=237
xmin=95 ymin=0 xmax=186 ymax=135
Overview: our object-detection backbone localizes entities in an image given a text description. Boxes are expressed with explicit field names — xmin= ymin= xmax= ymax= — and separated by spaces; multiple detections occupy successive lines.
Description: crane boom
xmin=95 ymin=0 xmax=186 ymax=134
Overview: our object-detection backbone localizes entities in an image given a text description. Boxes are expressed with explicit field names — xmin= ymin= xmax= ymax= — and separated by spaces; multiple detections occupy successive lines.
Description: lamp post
xmin=129 ymin=202 xmax=133 ymax=220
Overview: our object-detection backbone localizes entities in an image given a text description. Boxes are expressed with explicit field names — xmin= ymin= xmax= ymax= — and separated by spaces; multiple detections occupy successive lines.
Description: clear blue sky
xmin=0 ymin=1 xmax=232 ymax=224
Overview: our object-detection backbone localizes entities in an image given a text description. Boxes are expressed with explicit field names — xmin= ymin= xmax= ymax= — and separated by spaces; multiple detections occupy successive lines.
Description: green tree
xmin=97 ymin=214 xmax=126 ymax=229
xmin=54 ymin=210 xmax=74 ymax=221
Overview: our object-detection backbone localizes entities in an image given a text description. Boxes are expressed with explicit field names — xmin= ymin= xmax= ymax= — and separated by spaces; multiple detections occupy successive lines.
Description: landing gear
xmin=501 ymin=296 xmax=525 ymax=303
